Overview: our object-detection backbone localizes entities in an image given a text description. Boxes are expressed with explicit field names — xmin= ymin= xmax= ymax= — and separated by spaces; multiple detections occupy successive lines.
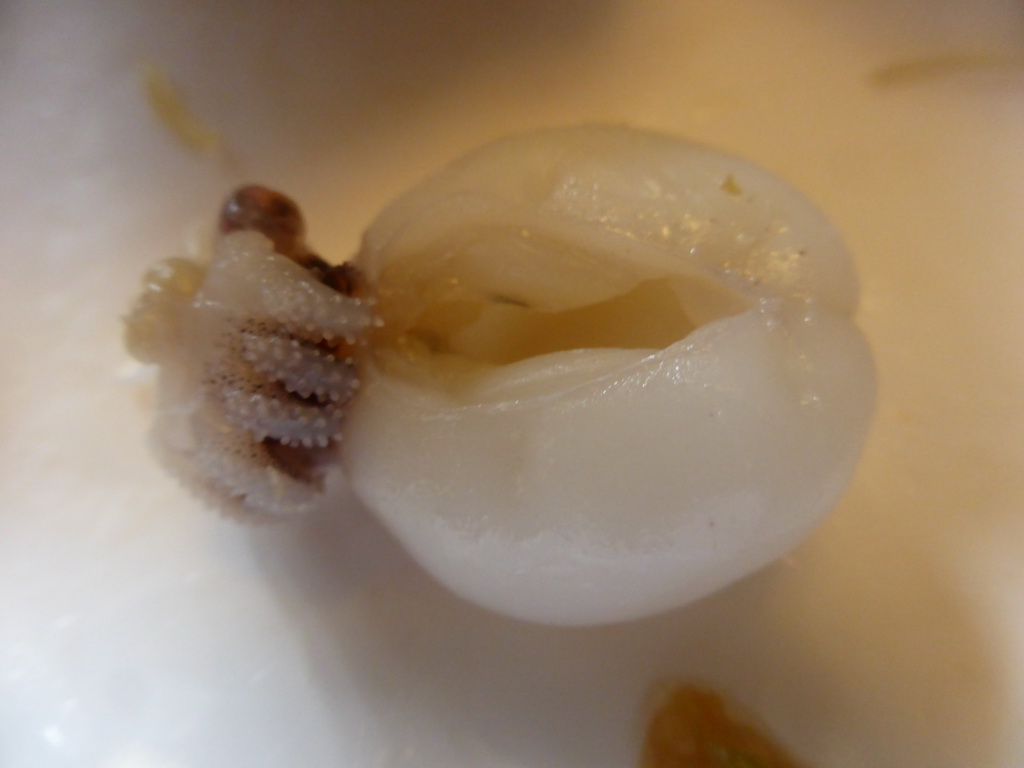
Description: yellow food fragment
xmin=143 ymin=63 xmax=221 ymax=154
xmin=869 ymin=53 xmax=1024 ymax=86
xmin=639 ymin=685 xmax=807 ymax=768
xmin=720 ymin=175 xmax=743 ymax=197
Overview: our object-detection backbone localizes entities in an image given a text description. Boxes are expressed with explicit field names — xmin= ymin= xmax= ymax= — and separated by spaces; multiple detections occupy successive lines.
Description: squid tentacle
xmin=208 ymin=348 xmax=348 ymax=447
xmin=239 ymin=328 xmax=358 ymax=403
xmin=125 ymin=185 xmax=374 ymax=519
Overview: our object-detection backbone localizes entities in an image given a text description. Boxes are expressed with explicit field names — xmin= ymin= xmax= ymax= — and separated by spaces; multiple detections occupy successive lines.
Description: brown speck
xmin=322 ymin=262 xmax=365 ymax=297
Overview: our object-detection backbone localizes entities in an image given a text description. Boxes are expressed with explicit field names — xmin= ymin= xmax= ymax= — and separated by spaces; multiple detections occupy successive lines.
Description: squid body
xmin=126 ymin=126 xmax=875 ymax=625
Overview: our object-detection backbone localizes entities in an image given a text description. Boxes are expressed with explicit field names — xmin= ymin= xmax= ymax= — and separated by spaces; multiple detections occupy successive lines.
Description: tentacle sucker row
xmin=125 ymin=186 xmax=374 ymax=518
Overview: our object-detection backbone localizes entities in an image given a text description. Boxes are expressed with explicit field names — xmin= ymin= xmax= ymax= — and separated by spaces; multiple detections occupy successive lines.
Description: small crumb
xmin=869 ymin=53 xmax=1024 ymax=87
xmin=720 ymin=174 xmax=743 ymax=197
xmin=640 ymin=684 xmax=808 ymax=768
xmin=142 ymin=63 xmax=221 ymax=154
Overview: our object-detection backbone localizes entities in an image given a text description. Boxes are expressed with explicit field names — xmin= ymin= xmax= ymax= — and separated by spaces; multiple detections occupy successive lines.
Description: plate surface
xmin=2 ymin=1 xmax=1024 ymax=766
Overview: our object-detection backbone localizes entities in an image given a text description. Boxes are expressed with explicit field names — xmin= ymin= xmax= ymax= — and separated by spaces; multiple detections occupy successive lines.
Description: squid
xmin=125 ymin=126 xmax=875 ymax=624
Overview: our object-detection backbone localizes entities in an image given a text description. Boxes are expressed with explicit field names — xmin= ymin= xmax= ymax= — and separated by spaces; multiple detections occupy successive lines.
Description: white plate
xmin=3 ymin=1 xmax=1024 ymax=765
